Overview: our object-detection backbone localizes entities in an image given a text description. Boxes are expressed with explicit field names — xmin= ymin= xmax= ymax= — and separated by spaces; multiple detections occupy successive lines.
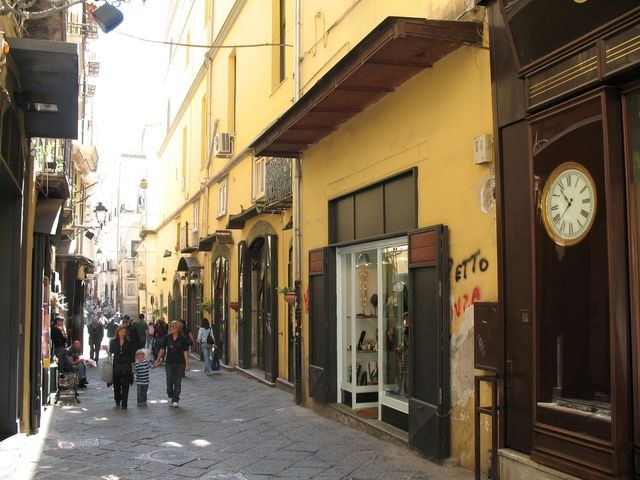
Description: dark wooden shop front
xmin=484 ymin=1 xmax=640 ymax=478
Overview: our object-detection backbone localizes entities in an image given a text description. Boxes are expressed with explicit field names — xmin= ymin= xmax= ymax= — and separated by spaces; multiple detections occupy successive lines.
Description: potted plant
xmin=229 ymin=301 xmax=240 ymax=312
xmin=277 ymin=287 xmax=297 ymax=306
xmin=198 ymin=299 xmax=212 ymax=313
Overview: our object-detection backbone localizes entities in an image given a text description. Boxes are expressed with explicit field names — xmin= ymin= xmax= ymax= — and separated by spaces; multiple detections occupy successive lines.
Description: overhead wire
xmin=115 ymin=31 xmax=293 ymax=49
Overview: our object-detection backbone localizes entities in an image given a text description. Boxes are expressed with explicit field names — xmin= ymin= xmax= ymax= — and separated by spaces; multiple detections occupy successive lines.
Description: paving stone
xmin=2 ymin=352 xmax=474 ymax=480
xmin=275 ymin=466 xmax=327 ymax=478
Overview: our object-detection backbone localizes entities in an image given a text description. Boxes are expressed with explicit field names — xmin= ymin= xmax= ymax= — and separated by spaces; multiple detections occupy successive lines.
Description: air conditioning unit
xmin=214 ymin=132 xmax=234 ymax=157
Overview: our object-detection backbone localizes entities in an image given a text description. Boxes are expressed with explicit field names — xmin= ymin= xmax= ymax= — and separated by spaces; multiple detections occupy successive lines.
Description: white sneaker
xmin=172 ymin=402 xmax=179 ymax=408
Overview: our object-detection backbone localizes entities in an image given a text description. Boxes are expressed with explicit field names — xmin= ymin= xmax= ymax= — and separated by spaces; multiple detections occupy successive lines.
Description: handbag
xmin=206 ymin=329 xmax=215 ymax=345
xmin=101 ymin=359 xmax=113 ymax=383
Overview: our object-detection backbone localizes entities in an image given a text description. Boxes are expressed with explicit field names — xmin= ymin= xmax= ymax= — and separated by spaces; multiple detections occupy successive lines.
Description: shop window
xmin=338 ymin=239 xmax=409 ymax=417
xmin=531 ymin=95 xmax=619 ymax=451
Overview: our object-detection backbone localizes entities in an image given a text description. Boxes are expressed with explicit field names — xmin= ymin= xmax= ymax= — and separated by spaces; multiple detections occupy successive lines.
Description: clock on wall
xmin=541 ymin=161 xmax=597 ymax=246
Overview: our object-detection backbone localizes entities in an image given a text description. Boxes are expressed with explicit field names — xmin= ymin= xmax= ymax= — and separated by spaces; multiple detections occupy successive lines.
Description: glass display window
xmin=531 ymin=97 xmax=611 ymax=441
xmin=380 ymin=245 xmax=409 ymax=412
xmin=337 ymin=238 xmax=408 ymax=415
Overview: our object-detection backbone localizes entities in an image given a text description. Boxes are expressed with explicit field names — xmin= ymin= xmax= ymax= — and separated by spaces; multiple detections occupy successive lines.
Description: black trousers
xmin=89 ymin=340 xmax=102 ymax=363
xmin=113 ymin=368 xmax=132 ymax=408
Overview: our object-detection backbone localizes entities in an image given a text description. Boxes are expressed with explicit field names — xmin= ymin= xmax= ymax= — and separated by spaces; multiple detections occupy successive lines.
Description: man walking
xmin=132 ymin=313 xmax=148 ymax=350
xmin=87 ymin=316 xmax=104 ymax=365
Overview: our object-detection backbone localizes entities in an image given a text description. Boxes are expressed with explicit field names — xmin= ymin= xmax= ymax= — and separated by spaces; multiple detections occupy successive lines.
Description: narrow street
xmin=1 ymin=352 xmax=472 ymax=480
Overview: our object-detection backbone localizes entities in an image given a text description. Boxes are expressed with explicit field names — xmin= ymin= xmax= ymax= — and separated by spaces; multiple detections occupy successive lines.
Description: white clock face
xmin=541 ymin=162 xmax=597 ymax=246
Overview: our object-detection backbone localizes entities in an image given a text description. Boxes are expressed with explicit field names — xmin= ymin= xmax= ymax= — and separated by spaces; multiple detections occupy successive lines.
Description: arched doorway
xmin=238 ymin=223 xmax=278 ymax=382
xmin=212 ymin=252 xmax=230 ymax=365
xmin=171 ymin=276 xmax=181 ymax=321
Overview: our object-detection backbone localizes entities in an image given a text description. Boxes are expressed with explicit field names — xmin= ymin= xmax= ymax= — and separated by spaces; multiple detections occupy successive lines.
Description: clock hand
xmin=558 ymin=198 xmax=573 ymax=221
xmin=559 ymin=187 xmax=570 ymax=204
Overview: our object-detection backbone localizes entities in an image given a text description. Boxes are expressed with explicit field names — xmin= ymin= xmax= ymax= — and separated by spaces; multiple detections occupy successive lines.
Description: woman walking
xmin=109 ymin=325 xmax=135 ymax=409
xmin=155 ymin=321 xmax=190 ymax=408
xmin=196 ymin=318 xmax=213 ymax=375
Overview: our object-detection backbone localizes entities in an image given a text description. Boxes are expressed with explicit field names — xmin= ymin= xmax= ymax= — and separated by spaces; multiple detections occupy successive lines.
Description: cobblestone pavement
xmin=1 ymin=350 xmax=473 ymax=480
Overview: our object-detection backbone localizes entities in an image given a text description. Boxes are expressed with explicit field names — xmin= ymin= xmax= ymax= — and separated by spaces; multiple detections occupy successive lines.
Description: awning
xmin=34 ymin=198 xmax=63 ymax=235
xmin=177 ymin=256 xmax=203 ymax=272
xmin=226 ymin=205 xmax=259 ymax=230
xmin=56 ymin=254 xmax=95 ymax=275
xmin=250 ymin=17 xmax=482 ymax=158
xmin=9 ymin=37 xmax=79 ymax=139
xmin=198 ymin=230 xmax=235 ymax=251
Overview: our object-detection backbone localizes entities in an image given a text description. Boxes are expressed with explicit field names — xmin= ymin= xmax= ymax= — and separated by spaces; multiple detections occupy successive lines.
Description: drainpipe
xmin=293 ymin=0 xmax=303 ymax=405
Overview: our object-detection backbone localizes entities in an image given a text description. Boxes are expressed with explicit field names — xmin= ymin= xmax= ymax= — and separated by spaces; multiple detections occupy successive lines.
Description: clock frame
xmin=540 ymin=161 xmax=597 ymax=246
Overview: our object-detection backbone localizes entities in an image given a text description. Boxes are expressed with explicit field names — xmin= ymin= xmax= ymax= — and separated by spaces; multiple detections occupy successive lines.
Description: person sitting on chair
xmin=65 ymin=340 xmax=88 ymax=388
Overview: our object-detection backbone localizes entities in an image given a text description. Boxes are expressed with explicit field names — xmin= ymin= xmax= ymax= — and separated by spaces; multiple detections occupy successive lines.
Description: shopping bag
xmin=101 ymin=360 xmax=113 ymax=383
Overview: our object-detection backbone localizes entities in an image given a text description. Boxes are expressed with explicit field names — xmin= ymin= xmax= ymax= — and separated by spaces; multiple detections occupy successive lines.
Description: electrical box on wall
xmin=474 ymin=134 xmax=493 ymax=164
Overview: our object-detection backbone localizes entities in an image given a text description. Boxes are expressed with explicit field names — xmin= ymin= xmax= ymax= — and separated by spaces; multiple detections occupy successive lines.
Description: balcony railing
xmin=87 ymin=61 xmax=100 ymax=76
xmin=180 ymin=222 xmax=199 ymax=253
xmin=67 ymin=22 xmax=99 ymax=39
xmin=264 ymin=157 xmax=292 ymax=210
xmin=33 ymin=138 xmax=70 ymax=177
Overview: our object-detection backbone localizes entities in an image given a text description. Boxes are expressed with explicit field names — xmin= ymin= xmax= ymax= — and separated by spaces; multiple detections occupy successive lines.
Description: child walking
xmin=134 ymin=349 xmax=154 ymax=406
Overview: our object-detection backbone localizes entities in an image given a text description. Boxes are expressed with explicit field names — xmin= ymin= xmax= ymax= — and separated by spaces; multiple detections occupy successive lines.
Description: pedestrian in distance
xmin=153 ymin=317 xmax=168 ymax=361
xmin=87 ymin=316 xmax=104 ymax=365
xmin=109 ymin=325 xmax=135 ymax=410
xmin=154 ymin=321 xmax=190 ymax=408
xmin=51 ymin=316 xmax=67 ymax=363
xmin=122 ymin=315 xmax=142 ymax=351
xmin=145 ymin=320 xmax=155 ymax=352
xmin=196 ymin=317 xmax=213 ymax=375
xmin=133 ymin=349 xmax=154 ymax=406
xmin=132 ymin=313 xmax=148 ymax=350
xmin=105 ymin=314 xmax=118 ymax=342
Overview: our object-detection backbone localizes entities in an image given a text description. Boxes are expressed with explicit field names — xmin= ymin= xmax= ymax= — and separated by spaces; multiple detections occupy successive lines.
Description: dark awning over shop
xmin=56 ymin=254 xmax=95 ymax=275
xmin=250 ymin=17 xmax=482 ymax=158
xmin=10 ymin=38 xmax=78 ymax=139
xmin=198 ymin=230 xmax=235 ymax=251
xmin=226 ymin=206 xmax=259 ymax=229
xmin=34 ymin=198 xmax=63 ymax=235
xmin=177 ymin=256 xmax=203 ymax=272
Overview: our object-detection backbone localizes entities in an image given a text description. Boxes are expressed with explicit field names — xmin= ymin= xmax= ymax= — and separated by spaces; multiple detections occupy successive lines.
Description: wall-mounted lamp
xmin=94 ymin=202 xmax=108 ymax=228
xmin=189 ymin=270 xmax=200 ymax=286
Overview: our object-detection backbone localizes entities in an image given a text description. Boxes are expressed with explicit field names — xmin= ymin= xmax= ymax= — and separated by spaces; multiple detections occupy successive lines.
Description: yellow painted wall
xmin=154 ymin=1 xmax=493 ymax=467
xmin=300 ymin=43 xmax=494 ymax=469
xmin=299 ymin=0 xmax=476 ymax=95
